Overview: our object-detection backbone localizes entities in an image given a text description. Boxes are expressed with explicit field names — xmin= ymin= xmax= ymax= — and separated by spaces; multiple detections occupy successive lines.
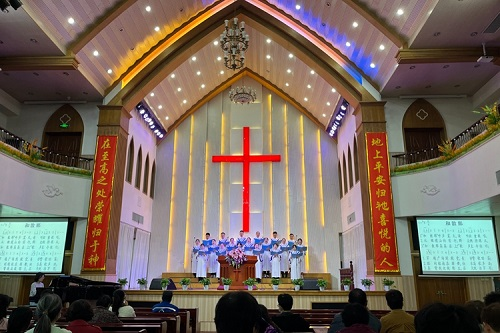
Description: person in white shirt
xmin=29 ymin=272 xmax=45 ymax=305
xmin=261 ymin=237 xmax=272 ymax=278
xmin=196 ymin=244 xmax=208 ymax=280
xmin=237 ymin=230 xmax=247 ymax=246
xmin=110 ymin=289 xmax=135 ymax=318
xmin=270 ymin=243 xmax=281 ymax=279
xmin=279 ymin=238 xmax=290 ymax=278
xmin=25 ymin=293 xmax=70 ymax=333
xmin=192 ymin=239 xmax=201 ymax=277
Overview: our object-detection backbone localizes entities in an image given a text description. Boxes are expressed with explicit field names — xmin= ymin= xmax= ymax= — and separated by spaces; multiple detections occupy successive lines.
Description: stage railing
xmin=392 ymin=115 xmax=488 ymax=167
xmin=0 ymin=127 xmax=93 ymax=171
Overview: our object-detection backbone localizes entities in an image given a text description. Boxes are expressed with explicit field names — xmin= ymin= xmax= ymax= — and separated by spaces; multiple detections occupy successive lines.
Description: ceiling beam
xmin=0 ymin=56 xmax=79 ymax=71
xmin=396 ymin=47 xmax=500 ymax=64
xmin=342 ymin=0 xmax=406 ymax=48
xmin=68 ymin=0 xmax=139 ymax=54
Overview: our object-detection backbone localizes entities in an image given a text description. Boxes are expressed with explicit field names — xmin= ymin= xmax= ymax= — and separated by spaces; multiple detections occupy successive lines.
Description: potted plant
xmin=200 ymin=277 xmax=211 ymax=290
xmin=317 ymin=278 xmax=328 ymax=291
xmin=361 ymin=278 xmax=374 ymax=291
xmin=180 ymin=278 xmax=191 ymax=291
xmin=221 ymin=278 xmax=232 ymax=291
xmin=117 ymin=278 xmax=128 ymax=289
xmin=291 ymin=278 xmax=304 ymax=291
xmin=270 ymin=278 xmax=280 ymax=291
xmin=160 ymin=278 xmax=170 ymax=290
xmin=243 ymin=278 xmax=257 ymax=291
xmin=341 ymin=278 xmax=352 ymax=291
xmin=382 ymin=278 xmax=395 ymax=291
xmin=137 ymin=277 xmax=148 ymax=290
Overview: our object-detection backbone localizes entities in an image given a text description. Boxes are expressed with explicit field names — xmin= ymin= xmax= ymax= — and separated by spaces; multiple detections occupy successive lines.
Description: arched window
xmin=347 ymin=145 xmax=354 ymax=189
xmin=143 ymin=154 xmax=149 ymax=194
xmin=150 ymin=161 xmax=156 ymax=198
xmin=338 ymin=161 xmax=343 ymax=199
xmin=353 ymin=137 xmax=359 ymax=183
xmin=135 ymin=147 xmax=142 ymax=189
xmin=342 ymin=153 xmax=348 ymax=195
xmin=126 ymin=139 xmax=134 ymax=183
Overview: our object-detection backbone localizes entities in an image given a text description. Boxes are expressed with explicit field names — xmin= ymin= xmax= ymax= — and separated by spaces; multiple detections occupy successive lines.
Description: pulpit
xmin=218 ymin=255 xmax=257 ymax=290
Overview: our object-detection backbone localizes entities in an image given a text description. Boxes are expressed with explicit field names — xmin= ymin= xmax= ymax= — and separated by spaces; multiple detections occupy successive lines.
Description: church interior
xmin=0 ymin=0 xmax=500 ymax=331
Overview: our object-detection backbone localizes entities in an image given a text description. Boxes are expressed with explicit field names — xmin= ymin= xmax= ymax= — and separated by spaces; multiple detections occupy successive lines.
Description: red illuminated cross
xmin=212 ymin=127 xmax=281 ymax=232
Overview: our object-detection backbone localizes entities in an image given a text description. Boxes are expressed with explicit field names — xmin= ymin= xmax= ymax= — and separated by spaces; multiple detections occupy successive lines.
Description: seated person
xmin=90 ymin=295 xmax=121 ymax=323
xmin=152 ymin=290 xmax=179 ymax=313
xmin=215 ymin=291 xmax=261 ymax=333
xmin=482 ymin=303 xmax=500 ymax=333
xmin=329 ymin=289 xmax=381 ymax=333
xmin=6 ymin=307 xmax=32 ymax=333
xmin=272 ymin=293 xmax=311 ymax=332
xmin=380 ymin=290 xmax=415 ymax=333
xmin=0 ymin=294 xmax=12 ymax=330
xmin=66 ymin=299 xmax=102 ymax=333
xmin=339 ymin=303 xmax=376 ymax=333
xmin=110 ymin=290 xmax=136 ymax=318
xmin=414 ymin=302 xmax=480 ymax=333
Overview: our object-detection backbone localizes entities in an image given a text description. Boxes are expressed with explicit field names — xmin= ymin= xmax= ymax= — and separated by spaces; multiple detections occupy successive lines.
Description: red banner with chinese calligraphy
xmin=366 ymin=132 xmax=400 ymax=272
xmin=82 ymin=136 xmax=118 ymax=271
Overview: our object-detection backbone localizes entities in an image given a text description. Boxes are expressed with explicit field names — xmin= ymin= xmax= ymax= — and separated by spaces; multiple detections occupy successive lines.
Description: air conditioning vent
xmin=132 ymin=212 xmax=144 ymax=224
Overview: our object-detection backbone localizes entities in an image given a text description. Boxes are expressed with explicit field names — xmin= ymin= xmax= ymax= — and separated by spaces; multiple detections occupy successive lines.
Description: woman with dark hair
xmin=215 ymin=291 xmax=260 ymax=333
xmin=110 ymin=290 xmax=135 ymax=318
xmin=25 ymin=293 xmax=70 ymax=333
xmin=90 ymin=295 xmax=121 ymax=323
xmin=257 ymin=304 xmax=282 ymax=333
xmin=66 ymin=300 xmax=102 ymax=333
xmin=0 ymin=294 xmax=12 ymax=330
xmin=29 ymin=272 xmax=45 ymax=305
xmin=7 ymin=307 xmax=33 ymax=333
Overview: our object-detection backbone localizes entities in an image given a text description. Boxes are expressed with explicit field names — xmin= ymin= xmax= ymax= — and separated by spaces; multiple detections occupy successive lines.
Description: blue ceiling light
xmin=136 ymin=102 xmax=166 ymax=140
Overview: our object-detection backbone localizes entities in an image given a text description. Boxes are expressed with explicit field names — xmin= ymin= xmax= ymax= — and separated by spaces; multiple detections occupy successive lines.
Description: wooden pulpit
xmin=218 ymin=255 xmax=257 ymax=290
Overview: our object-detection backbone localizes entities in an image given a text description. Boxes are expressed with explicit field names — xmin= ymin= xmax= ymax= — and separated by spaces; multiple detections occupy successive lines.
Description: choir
xmin=191 ymin=230 xmax=307 ymax=281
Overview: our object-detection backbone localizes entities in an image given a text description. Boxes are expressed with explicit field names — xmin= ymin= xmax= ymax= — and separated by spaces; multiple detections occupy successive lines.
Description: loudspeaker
xmin=301 ymin=279 xmax=319 ymax=290
xmin=9 ymin=0 xmax=23 ymax=10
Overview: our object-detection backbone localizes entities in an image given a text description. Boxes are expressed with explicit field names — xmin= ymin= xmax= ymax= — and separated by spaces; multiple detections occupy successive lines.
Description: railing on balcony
xmin=0 ymin=127 xmax=93 ymax=171
xmin=392 ymin=115 xmax=488 ymax=167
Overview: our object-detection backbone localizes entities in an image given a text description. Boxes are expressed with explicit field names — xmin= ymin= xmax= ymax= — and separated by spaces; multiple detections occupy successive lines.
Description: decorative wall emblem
xmin=42 ymin=185 xmax=63 ymax=197
xmin=421 ymin=185 xmax=440 ymax=196
xmin=59 ymin=114 xmax=71 ymax=128
xmin=416 ymin=109 xmax=428 ymax=120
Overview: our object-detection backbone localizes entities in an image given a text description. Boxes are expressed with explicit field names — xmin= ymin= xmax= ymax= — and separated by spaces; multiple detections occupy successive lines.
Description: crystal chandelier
xmin=229 ymin=85 xmax=257 ymax=104
xmin=220 ymin=17 xmax=249 ymax=70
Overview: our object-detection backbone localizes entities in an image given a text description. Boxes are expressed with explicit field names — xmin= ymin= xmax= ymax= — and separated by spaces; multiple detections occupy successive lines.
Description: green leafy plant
xmin=341 ymin=278 xmax=352 ymax=286
xmin=200 ymin=277 xmax=211 ymax=286
xmin=361 ymin=278 xmax=374 ymax=287
xmin=221 ymin=278 xmax=232 ymax=285
xmin=137 ymin=277 xmax=147 ymax=286
xmin=291 ymin=278 xmax=304 ymax=286
xmin=23 ymin=139 xmax=46 ymax=162
xmin=160 ymin=278 xmax=170 ymax=288
xmin=180 ymin=278 xmax=191 ymax=286
xmin=382 ymin=278 xmax=395 ymax=287
xmin=243 ymin=278 xmax=257 ymax=286
xmin=270 ymin=278 xmax=281 ymax=286
xmin=117 ymin=278 xmax=128 ymax=287
xmin=482 ymin=102 xmax=500 ymax=128
xmin=316 ymin=279 xmax=328 ymax=288
xmin=438 ymin=139 xmax=456 ymax=158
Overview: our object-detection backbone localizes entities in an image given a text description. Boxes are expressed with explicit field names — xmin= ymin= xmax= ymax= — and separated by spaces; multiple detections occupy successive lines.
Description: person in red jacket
xmin=66 ymin=300 xmax=102 ymax=333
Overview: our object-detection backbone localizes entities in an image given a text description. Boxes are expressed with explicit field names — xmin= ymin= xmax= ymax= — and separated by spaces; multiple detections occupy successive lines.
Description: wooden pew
xmin=133 ymin=307 xmax=197 ymax=333
xmin=120 ymin=316 xmax=181 ymax=333
xmin=59 ymin=322 xmax=168 ymax=333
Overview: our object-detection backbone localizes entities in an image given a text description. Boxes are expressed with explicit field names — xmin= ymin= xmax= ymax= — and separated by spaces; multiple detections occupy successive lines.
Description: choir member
xmin=202 ymin=233 xmax=211 ymax=247
xmin=254 ymin=231 xmax=264 ymax=245
xmin=261 ymin=237 xmax=272 ymax=278
xmin=237 ymin=230 xmax=247 ymax=246
xmin=296 ymin=238 xmax=307 ymax=274
xmin=244 ymin=237 xmax=254 ymax=255
xmin=279 ymin=238 xmax=290 ymax=278
xmin=216 ymin=243 xmax=227 ymax=278
xmin=219 ymin=232 xmax=229 ymax=246
xmin=271 ymin=231 xmax=280 ymax=246
xmin=192 ymin=239 xmax=201 ymax=277
xmin=196 ymin=244 xmax=208 ymax=280
xmin=253 ymin=243 xmax=263 ymax=282
xmin=289 ymin=245 xmax=301 ymax=280
xmin=227 ymin=238 xmax=237 ymax=251
xmin=270 ymin=243 xmax=281 ymax=279
xmin=208 ymin=239 xmax=219 ymax=278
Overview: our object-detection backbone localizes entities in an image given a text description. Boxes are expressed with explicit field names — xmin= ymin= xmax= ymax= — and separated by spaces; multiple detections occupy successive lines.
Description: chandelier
xmin=229 ymin=85 xmax=257 ymax=104
xmin=220 ymin=17 xmax=249 ymax=70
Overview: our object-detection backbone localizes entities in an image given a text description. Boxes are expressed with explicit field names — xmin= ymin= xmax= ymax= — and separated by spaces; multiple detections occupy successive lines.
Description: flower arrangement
xmin=160 ymin=278 xmax=170 ymax=289
xmin=137 ymin=277 xmax=148 ymax=286
xmin=243 ymin=278 xmax=257 ymax=286
xmin=291 ymin=279 xmax=304 ymax=286
xmin=316 ymin=279 xmax=328 ymax=288
xmin=221 ymin=278 xmax=232 ymax=285
xmin=270 ymin=278 xmax=281 ymax=286
xmin=117 ymin=278 xmax=128 ymax=287
xmin=23 ymin=139 xmax=46 ymax=162
xmin=382 ymin=278 xmax=395 ymax=287
xmin=438 ymin=139 xmax=456 ymax=158
xmin=482 ymin=102 xmax=500 ymax=128
xmin=225 ymin=248 xmax=247 ymax=269
xmin=180 ymin=278 xmax=191 ymax=286
xmin=200 ymin=277 xmax=211 ymax=286
xmin=361 ymin=278 xmax=374 ymax=287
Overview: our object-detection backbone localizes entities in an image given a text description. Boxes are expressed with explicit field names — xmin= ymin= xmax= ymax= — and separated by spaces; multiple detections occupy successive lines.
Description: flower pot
xmin=162 ymin=286 xmax=167 ymax=291
xmin=182 ymin=285 xmax=188 ymax=291
xmin=319 ymin=286 xmax=325 ymax=291
xmin=294 ymin=285 xmax=300 ymax=291
xmin=223 ymin=285 xmax=230 ymax=291
xmin=203 ymin=285 xmax=209 ymax=290
xmin=364 ymin=286 xmax=371 ymax=291
xmin=343 ymin=285 xmax=349 ymax=291
xmin=384 ymin=285 xmax=390 ymax=291
xmin=247 ymin=285 xmax=253 ymax=291
xmin=272 ymin=285 xmax=279 ymax=291
xmin=139 ymin=285 xmax=146 ymax=291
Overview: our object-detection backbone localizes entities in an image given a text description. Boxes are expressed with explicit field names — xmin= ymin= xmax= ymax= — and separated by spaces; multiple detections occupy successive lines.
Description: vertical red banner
xmin=82 ymin=136 xmax=118 ymax=271
xmin=365 ymin=133 xmax=400 ymax=272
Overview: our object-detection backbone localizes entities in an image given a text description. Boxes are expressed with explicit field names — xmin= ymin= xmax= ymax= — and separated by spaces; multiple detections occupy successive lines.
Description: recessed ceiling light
xmin=177 ymin=87 xmax=182 ymax=92
xmin=433 ymin=32 xmax=441 ymax=37
xmin=397 ymin=8 xmax=404 ymax=15
xmin=213 ymin=40 xmax=219 ymax=46
xmin=409 ymin=65 xmax=416 ymax=69
xmin=201 ymin=84 xmax=206 ymax=88
xmin=295 ymin=4 xmax=301 ymax=10
xmin=165 ymin=116 xmax=169 ymax=120
xmin=155 ymin=26 xmax=160 ymax=32
xmin=220 ymin=70 xmax=224 ymax=75
xmin=352 ymin=21 xmax=358 ymax=28
xmin=326 ymin=102 xmax=331 ymax=106
xmin=310 ymin=70 xmax=315 ymax=75
xmin=395 ymin=86 xmax=401 ymax=89
xmin=183 ymin=100 xmax=187 ymax=104
xmin=307 ymin=84 xmax=311 ymax=89
xmin=288 ymin=53 xmax=294 ymax=58
xmin=146 ymin=5 xmax=151 ymax=12
xmin=171 ymin=73 xmax=175 ymax=78
xmin=287 ymin=69 xmax=292 ymax=73
xmin=285 ymin=83 xmax=289 ymax=87
xmin=304 ymin=97 xmax=308 ymax=101
xmin=322 ymin=113 xmax=326 ymax=117
xmin=217 ymin=56 xmax=222 ymax=61
xmin=379 ymin=44 xmax=385 ymax=50
xmin=30 ymin=38 xmax=38 ymax=43
xmin=266 ymin=54 xmax=271 ymax=59
xmin=150 ymin=92 xmax=155 ymax=97
xmin=93 ymin=50 xmax=99 ymax=56
xmin=345 ymin=41 xmax=351 ymax=47
xmin=68 ymin=17 xmax=75 ymax=24
xmin=470 ymin=32 xmax=478 ymax=37
xmin=196 ymin=71 xmax=201 ymax=75
xmin=443 ymin=65 xmax=449 ymax=69
xmin=158 ymin=105 xmax=163 ymax=109
xmin=370 ymin=63 xmax=376 ymax=68
xmin=107 ymin=69 xmax=112 ymax=74
xmin=191 ymin=56 xmax=197 ymax=61
xmin=266 ymin=38 xmax=271 ymax=44
xmin=331 ymin=88 xmax=336 ymax=93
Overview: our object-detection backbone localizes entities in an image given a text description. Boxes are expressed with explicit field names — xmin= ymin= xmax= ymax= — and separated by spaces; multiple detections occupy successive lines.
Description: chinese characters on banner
xmin=365 ymin=133 xmax=400 ymax=272
xmin=82 ymin=136 xmax=118 ymax=271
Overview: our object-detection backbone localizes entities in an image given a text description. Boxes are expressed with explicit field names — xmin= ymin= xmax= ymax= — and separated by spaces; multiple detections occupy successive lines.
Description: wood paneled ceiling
xmin=0 ymin=0 xmax=499 ymax=132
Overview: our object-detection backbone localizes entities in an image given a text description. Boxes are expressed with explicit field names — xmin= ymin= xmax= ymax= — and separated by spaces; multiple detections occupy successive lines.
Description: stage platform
xmin=126 ymin=289 xmax=388 ymax=332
